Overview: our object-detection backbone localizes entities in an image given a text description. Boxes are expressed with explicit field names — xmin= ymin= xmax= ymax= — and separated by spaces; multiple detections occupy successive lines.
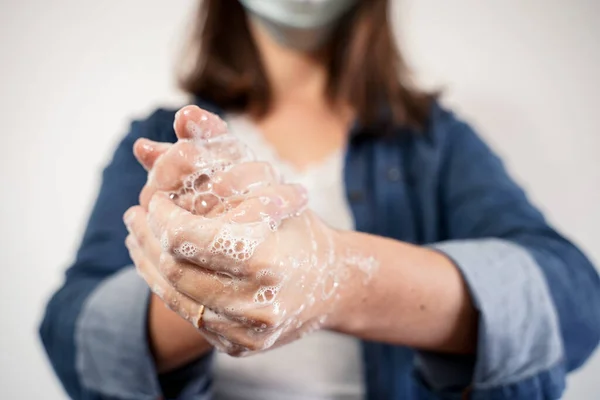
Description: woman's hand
xmin=126 ymin=189 xmax=355 ymax=356
xmin=125 ymin=106 xmax=378 ymax=356
xmin=133 ymin=106 xmax=273 ymax=214
xmin=128 ymin=105 xmax=475 ymax=361
xmin=130 ymin=106 xmax=273 ymax=368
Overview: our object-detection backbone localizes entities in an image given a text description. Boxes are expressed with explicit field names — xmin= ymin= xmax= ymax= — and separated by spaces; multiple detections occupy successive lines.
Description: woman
xmin=40 ymin=0 xmax=600 ymax=399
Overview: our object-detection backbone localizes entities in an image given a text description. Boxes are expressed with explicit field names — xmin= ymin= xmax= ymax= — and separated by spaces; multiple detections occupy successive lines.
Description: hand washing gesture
xmin=124 ymin=106 xmax=376 ymax=356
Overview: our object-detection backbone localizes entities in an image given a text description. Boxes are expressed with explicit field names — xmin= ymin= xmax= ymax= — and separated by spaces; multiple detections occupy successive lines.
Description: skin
xmin=126 ymin=17 xmax=478 ymax=373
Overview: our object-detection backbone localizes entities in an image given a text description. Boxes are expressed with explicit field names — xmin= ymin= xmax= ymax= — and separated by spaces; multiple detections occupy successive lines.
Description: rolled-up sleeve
xmin=76 ymin=267 xmax=212 ymax=399
xmin=414 ymin=107 xmax=600 ymax=399
xmin=417 ymin=239 xmax=562 ymax=390
xmin=76 ymin=267 xmax=160 ymax=398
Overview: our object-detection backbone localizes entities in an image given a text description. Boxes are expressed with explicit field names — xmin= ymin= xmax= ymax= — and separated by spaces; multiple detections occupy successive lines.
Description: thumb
xmin=133 ymin=138 xmax=172 ymax=171
xmin=174 ymin=105 xmax=229 ymax=140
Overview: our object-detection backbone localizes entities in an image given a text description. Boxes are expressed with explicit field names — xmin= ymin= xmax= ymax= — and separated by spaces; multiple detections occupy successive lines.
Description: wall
xmin=0 ymin=0 xmax=598 ymax=398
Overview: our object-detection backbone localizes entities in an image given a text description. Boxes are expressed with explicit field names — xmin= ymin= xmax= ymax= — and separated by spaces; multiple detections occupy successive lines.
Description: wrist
xmin=323 ymin=232 xmax=479 ymax=353
xmin=323 ymin=230 xmax=370 ymax=333
xmin=148 ymin=293 xmax=212 ymax=373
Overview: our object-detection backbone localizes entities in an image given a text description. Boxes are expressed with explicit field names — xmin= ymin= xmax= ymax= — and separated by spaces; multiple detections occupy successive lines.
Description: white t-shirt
xmin=211 ymin=114 xmax=364 ymax=400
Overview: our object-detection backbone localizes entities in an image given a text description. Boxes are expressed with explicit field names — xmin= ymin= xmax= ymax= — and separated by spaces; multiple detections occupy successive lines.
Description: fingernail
xmin=141 ymin=142 xmax=155 ymax=154
xmin=186 ymin=120 xmax=203 ymax=138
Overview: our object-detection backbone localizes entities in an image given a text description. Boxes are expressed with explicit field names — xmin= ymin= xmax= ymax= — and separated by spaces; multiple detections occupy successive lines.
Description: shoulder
xmin=394 ymin=101 xmax=501 ymax=185
xmin=412 ymin=101 xmax=491 ymax=161
xmin=421 ymin=101 xmax=476 ymax=147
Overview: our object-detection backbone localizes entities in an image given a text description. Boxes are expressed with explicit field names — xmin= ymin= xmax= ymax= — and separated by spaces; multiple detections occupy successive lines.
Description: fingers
xmin=146 ymin=181 xmax=307 ymax=265
xmin=125 ymin=235 xmax=205 ymax=328
xmin=176 ymin=161 xmax=282 ymax=216
xmin=167 ymin=161 xmax=281 ymax=216
xmin=125 ymin=203 xmax=255 ymax=315
xmin=157 ymin=251 xmax=255 ymax=311
xmin=149 ymin=201 xmax=254 ymax=274
xmin=128 ymin=234 xmax=288 ymax=354
xmin=137 ymin=105 xmax=259 ymax=211
xmin=133 ymin=138 xmax=171 ymax=171
xmin=200 ymin=304 xmax=295 ymax=354
xmin=146 ymin=192 xmax=263 ymax=277
xmin=139 ymin=140 xmax=204 ymax=208
xmin=228 ymin=184 xmax=309 ymax=225
xmin=138 ymin=141 xmax=257 ymax=211
xmin=174 ymin=105 xmax=229 ymax=140
xmin=127 ymin=235 xmax=257 ymax=353
xmin=201 ymin=308 xmax=276 ymax=353
xmin=147 ymin=191 xmax=222 ymax=250
xmin=156 ymin=161 xmax=281 ymax=216
xmin=124 ymin=205 xmax=161 ymax=265
xmin=211 ymin=162 xmax=281 ymax=198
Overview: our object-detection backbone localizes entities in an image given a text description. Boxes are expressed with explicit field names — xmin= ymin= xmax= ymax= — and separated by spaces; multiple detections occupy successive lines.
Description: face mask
xmin=239 ymin=0 xmax=358 ymax=50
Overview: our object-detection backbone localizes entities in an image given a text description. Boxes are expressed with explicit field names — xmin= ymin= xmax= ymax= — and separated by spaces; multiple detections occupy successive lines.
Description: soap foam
xmin=151 ymin=110 xmax=382 ymax=354
xmin=254 ymin=285 xmax=280 ymax=304
xmin=209 ymin=225 xmax=262 ymax=262
xmin=176 ymin=241 xmax=198 ymax=258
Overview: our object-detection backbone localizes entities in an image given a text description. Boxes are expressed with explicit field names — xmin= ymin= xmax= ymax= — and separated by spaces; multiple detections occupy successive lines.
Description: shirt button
xmin=387 ymin=167 xmax=401 ymax=182
xmin=348 ymin=190 xmax=365 ymax=203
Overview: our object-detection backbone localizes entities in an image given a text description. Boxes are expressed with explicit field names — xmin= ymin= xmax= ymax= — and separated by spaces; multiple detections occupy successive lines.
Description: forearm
xmin=148 ymin=293 xmax=213 ymax=373
xmin=330 ymin=230 xmax=478 ymax=354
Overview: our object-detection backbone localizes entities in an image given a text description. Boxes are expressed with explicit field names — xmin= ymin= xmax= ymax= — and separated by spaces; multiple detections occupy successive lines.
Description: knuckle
xmin=140 ymin=186 xmax=156 ymax=210
xmin=225 ymin=340 xmax=255 ymax=357
xmin=248 ymin=314 xmax=280 ymax=331
xmin=133 ymin=258 xmax=148 ymax=279
xmin=163 ymin=293 xmax=179 ymax=312
xmin=134 ymin=228 xmax=147 ymax=247
xmin=244 ymin=341 xmax=262 ymax=353
xmin=254 ymin=268 xmax=279 ymax=286
xmin=232 ymin=335 xmax=262 ymax=353
xmin=166 ymin=224 xmax=185 ymax=253
xmin=159 ymin=256 xmax=183 ymax=286
xmin=147 ymin=192 xmax=162 ymax=215
xmin=239 ymin=261 xmax=254 ymax=276
xmin=227 ymin=349 xmax=246 ymax=358
xmin=240 ymin=328 xmax=281 ymax=353
xmin=125 ymin=234 xmax=136 ymax=251
xmin=174 ymin=192 xmax=194 ymax=213
xmin=169 ymin=143 xmax=197 ymax=173
xmin=173 ymin=240 xmax=200 ymax=260
xmin=234 ymin=259 xmax=253 ymax=275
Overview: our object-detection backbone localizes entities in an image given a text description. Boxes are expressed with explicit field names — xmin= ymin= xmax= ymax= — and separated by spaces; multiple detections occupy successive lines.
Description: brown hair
xmin=179 ymin=0 xmax=433 ymax=129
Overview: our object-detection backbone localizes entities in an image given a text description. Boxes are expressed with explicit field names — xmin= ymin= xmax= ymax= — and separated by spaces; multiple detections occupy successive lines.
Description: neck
xmin=248 ymin=17 xmax=330 ymax=104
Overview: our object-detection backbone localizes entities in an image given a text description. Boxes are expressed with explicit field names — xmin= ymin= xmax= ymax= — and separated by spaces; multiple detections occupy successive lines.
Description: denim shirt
xmin=39 ymin=100 xmax=600 ymax=400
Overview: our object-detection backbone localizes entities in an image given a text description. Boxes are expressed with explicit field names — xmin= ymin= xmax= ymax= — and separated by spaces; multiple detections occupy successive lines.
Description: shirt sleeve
xmin=414 ymin=108 xmax=600 ymax=398
xmin=418 ymin=239 xmax=562 ymax=389
xmin=76 ymin=267 xmax=212 ymax=400
xmin=39 ymin=109 xmax=213 ymax=400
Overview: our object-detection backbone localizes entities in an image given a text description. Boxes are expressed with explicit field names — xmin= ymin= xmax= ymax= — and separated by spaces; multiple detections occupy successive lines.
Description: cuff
xmin=419 ymin=238 xmax=563 ymax=390
xmin=75 ymin=267 xmax=211 ymax=400
xmin=413 ymin=361 xmax=566 ymax=400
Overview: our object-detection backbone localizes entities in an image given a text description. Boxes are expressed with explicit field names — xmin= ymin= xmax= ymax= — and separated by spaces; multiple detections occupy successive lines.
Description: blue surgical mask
xmin=239 ymin=0 xmax=358 ymax=50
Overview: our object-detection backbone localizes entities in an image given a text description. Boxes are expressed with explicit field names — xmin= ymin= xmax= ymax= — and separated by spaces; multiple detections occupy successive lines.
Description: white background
xmin=1 ymin=0 xmax=598 ymax=398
